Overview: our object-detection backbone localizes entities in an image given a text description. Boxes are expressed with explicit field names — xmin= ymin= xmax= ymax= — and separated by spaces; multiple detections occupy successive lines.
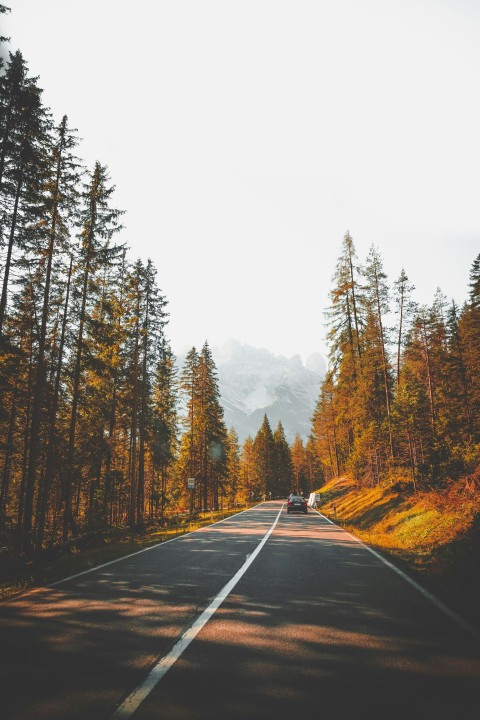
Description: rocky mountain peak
xmin=212 ymin=340 xmax=326 ymax=444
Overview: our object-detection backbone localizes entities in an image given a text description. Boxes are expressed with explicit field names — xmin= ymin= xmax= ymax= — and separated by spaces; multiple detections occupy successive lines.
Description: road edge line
xmin=312 ymin=508 xmax=480 ymax=643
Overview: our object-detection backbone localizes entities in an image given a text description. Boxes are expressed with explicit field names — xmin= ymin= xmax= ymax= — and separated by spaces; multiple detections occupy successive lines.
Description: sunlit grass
xmin=316 ymin=474 xmax=480 ymax=579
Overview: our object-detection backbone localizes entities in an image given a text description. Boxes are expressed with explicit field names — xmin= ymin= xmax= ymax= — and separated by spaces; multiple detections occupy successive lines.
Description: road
xmin=1 ymin=501 xmax=479 ymax=720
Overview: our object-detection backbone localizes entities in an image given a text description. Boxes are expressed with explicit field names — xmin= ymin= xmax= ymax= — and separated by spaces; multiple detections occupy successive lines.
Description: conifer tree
xmin=459 ymin=254 xmax=480 ymax=440
xmin=152 ymin=342 xmax=178 ymax=516
xmin=304 ymin=434 xmax=324 ymax=488
xmin=239 ymin=436 xmax=255 ymax=503
xmin=327 ymin=231 xmax=364 ymax=376
xmin=273 ymin=421 xmax=293 ymax=496
xmin=291 ymin=433 xmax=308 ymax=494
xmin=63 ymin=162 xmax=123 ymax=540
xmin=311 ymin=370 xmax=342 ymax=481
xmin=197 ymin=342 xmax=227 ymax=510
xmin=22 ymin=116 xmax=82 ymax=550
xmin=444 ymin=302 xmax=473 ymax=443
xmin=0 ymin=54 xmax=51 ymax=336
xmin=225 ymin=426 xmax=242 ymax=506
xmin=252 ymin=414 xmax=276 ymax=499
xmin=179 ymin=347 xmax=200 ymax=510
xmin=362 ymin=245 xmax=394 ymax=460
xmin=393 ymin=268 xmax=415 ymax=388
xmin=137 ymin=259 xmax=168 ymax=527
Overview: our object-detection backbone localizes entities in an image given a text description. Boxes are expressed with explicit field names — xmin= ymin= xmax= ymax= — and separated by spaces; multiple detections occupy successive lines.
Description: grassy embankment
xmin=317 ymin=474 xmax=480 ymax=630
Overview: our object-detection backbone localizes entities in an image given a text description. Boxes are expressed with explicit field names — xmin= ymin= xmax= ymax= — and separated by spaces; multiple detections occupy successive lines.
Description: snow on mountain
xmin=176 ymin=340 xmax=326 ymax=445
xmin=217 ymin=342 xmax=326 ymax=443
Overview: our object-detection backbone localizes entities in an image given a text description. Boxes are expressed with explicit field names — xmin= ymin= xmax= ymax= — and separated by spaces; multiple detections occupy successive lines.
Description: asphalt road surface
xmin=1 ymin=501 xmax=479 ymax=720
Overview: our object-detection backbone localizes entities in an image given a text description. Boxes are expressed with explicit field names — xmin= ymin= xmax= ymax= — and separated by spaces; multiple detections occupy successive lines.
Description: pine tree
xmin=225 ymin=426 xmax=242 ymax=506
xmin=197 ymin=342 xmax=227 ymax=511
xmin=0 ymin=53 xmax=52 ymax=336
xmin=22 ymin=116 xmax=82 ymax=550
xmin=251 ymin=414 xmax=276 ymax=499
xmin=151 ymin=342 xmax=178 ymax=517
xmin=304 ymin=434 xmax=324 ymax=488
xmin=459 ymin=254 xmax=480 ymax=440
xmin=179 ymin=347 xmax=200 ymax=511
xmin=362 ymin=245 xmax=394 ymax=461
xmin=311 ymin=372 xmax=341 ymax=481
xmin=444 ymin=301 xmax=473 ymax=445
xmin=291 ymin=433 xmax=308 ymax=494
xmin=393 ymin=268 xmax=415 ymax=388
xmin=272 ymin=421 xmax=293 ymax=497
xmin=326 ymin=231 xmax=364 ymax=376
xmin=63 ymin=162 xmax=123 ymax=540
xmin=239 ymin=436 xmax=255 ymax=504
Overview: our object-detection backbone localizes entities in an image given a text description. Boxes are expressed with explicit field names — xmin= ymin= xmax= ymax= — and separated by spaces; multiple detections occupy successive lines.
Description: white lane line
xmin=43 ymin=504 xmax=265 ymax=590
xmin=110 ymin=505 xmax=284 ymax=719
xmin=0 ymin=503 xmax=269 ymax=606
xmin=312 ymin=508 xmax=480 ymax=642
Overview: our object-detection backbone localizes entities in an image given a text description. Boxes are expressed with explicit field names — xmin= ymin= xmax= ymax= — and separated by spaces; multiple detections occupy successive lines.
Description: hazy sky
xmin=2 ymin=0 xmax=480 ymax=362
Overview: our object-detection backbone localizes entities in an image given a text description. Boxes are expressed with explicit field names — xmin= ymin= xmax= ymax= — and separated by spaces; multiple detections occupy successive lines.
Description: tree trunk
xmin=36 ymin=254 xmax=72 ymax=548
xmin=0 ymin=162 xmax=23 ymax=335
xmin=420 ymin=315 xmax=436 ymax=436
xmin=23 ymin=138 xmax=64 ymax=551
xmin=372 ymin=263 xmax=394 ymax=460
xmin=129 ymin=305 xmax=140 ymax=530
xmin=64 ymin=251 xmax=90 ymax=541
xmin=0 ymin=394 xmax=17 ymax=527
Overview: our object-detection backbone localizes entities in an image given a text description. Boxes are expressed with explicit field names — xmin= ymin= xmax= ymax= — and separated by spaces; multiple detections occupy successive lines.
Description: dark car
xmin=286 ymin=495 xmax=308 ymax=514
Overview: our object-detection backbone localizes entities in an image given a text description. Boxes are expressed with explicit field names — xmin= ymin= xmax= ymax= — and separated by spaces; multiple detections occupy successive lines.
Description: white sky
xmin=2 ymin=0 xmax=480 ymax=362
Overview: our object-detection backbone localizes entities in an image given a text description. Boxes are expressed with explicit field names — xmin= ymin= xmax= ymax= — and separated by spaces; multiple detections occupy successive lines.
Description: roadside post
xmin=187 ymin=477 xmax=195 ymax=516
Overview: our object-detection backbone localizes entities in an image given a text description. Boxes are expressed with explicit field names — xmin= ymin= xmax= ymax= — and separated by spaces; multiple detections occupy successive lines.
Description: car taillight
xmin=288 ymin=501 xmax=292 ymax=506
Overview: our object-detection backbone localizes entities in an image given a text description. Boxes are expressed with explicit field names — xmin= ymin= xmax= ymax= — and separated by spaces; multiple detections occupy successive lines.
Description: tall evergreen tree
xmin=63 ymin=162 xmax=123 ymax=540
xmin=0 ymin=54 xmax=51 ymax=336
xmin=291 ymin=433 xmax=309 ymax=494
xmin=197 ymin=342 xmax=227 ymax=511
xmin=393 ymin=268 xmax=415 ymax=388
xmin=239 ymin=436 xmax=255 ymax=503
xmin=272 ymin=421 xmax=293 ymax=497
xmin=22 ymin=116 xmax=82 ymax=550
xmin=251 ymin=414 xmax=275 ymax=499
xmin=152 ymin=342 xmax=178 ymax=516
xmin=362 ymin=245 xmax=394 ymax=460
xmin=225 ymin=426 xmax=242 ymax=506
xmin=179 ymin=347 xmax=200 ymax=511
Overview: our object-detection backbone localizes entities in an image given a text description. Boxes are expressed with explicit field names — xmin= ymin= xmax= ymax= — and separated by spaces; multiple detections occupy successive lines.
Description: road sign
xmin=187 ymin=478 xmax=195 ymax=490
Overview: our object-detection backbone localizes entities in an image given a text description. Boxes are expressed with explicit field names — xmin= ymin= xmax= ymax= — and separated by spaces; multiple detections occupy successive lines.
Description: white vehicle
xmin=308 ymin=492 xmax=321 ymax=508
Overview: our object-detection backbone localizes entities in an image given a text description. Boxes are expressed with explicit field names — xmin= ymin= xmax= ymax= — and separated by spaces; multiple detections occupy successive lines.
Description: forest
xmin=0 ymin=4 xmax=478 ymax=558
xmin=0 ymin=6 xmax=309 ymax=554
xmin=312 ymin=234 xmax=480 ymax=490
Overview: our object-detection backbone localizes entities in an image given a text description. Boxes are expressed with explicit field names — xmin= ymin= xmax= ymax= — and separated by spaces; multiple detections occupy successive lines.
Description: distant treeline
xmin=311 ymin=232 xmax=480 ymax=489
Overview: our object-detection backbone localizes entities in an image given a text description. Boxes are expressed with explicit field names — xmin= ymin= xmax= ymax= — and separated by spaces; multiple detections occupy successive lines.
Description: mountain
xmin=176 ymin=340 xmax=326 ymax=444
